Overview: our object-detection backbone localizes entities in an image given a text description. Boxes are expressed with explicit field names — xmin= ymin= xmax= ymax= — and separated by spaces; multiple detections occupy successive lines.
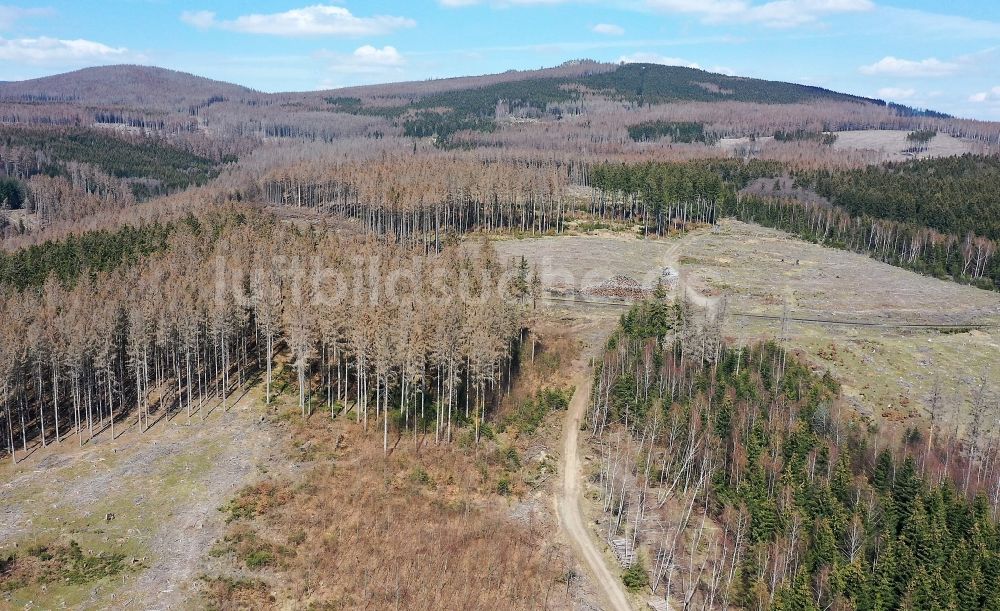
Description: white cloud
xmin=969 ymin=87 xmax=1000 ymax=103
xmin=440 ymin=0 xmax=869 ymax=24
xmin=180 ymin=5 xmax=415 ymax=37
xmin=317 ymin=45 xmax=408 ymax=89
xmin=592 ymin=23 xmax=625 ymax=35
xmin=877 ymin=87 xmax=916 ymax=100
xmin=350 ymin=45 xmax=404 ymax=67
xmin=0 ymin=36 xmax=129 ymax=63
xmin=321 ymin=45 xmax=407 ymax=74
xmin=878 ymin=7 xmax=1000 ymax=41
xmin=859 ymin=56 xmax=959 ymax=77
xmin=646 ymin=0 xmax=753 ymax=22
xmin=618 ymin=52 xmax=701 ymax=69
xmin=645 ymin=0 xmax=873 ymax=28
xmin=617 ymin=52 xmax=738 ymax=75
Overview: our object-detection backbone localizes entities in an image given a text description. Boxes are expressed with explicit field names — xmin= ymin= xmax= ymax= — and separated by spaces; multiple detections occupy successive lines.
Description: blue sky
xmin=1 ymin=1 xmax=999 ymax=119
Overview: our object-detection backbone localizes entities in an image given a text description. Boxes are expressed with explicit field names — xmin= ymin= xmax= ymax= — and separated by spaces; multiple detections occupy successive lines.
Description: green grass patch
xmin=0 ymin=540 xmax=135 ymax=593
xmin=502 ymin=387 xmax=571 ymax=435
xmin=243 ymin=549 xmax=274 ymax=569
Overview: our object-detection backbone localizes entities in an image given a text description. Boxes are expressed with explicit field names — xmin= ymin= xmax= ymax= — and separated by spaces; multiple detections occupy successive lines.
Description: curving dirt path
xmin=557 ymin=371 xmax=634 ymax=611
xmin=659 ymin=231 xmax=718 ymax=313
xmin=499 ymin=230 xmax=705 ymax=611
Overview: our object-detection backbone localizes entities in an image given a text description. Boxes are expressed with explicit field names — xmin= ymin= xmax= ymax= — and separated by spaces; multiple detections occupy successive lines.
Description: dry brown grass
xmin=201 ymin=576 xmax=274 ymax=610
xmin=202 ymin=328 xmax=584 ymax=610
xmin=500 ymin=323 xmax=579 ymax=415
xmin=832 ymin=129 xmax=981 ymax=161
xmin=203 ymin=423 xmax=573 ymax=610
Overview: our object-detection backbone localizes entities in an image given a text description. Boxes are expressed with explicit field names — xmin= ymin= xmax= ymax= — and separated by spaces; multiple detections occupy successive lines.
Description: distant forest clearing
xmin=831 ymin=129 xmax=981 ymax=161
xmin=676 ymin=221 xmax=1000 ymax=433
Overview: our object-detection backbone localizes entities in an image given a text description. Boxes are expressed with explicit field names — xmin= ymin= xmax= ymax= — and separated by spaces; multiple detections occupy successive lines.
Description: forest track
xmin=550 ymin=231 xmax=698 ymax=611
xmin=502 ymin=230 xmax=697 ymax=610
xmin=660 ymin=232 xmax=718 ymax=313
xmin=557 ymin=371 xmax=635 ymax=611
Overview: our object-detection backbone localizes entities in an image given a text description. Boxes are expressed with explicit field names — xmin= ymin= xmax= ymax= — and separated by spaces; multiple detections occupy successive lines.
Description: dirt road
xmin=557 ymin=371 xmax=635 ymax=611
xmin=659 ymin=231 xmax=718 ymax=312
xmin=498 ymin=231 xmax=702 ymax=611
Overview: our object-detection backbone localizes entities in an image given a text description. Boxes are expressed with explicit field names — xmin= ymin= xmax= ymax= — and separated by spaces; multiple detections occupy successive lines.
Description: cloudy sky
xmin=1 ymin=0 xmax=999 ymax=119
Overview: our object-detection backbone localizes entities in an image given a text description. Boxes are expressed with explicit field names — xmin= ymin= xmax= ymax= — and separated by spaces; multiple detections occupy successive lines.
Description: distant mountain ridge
xmin=0 ymin=62 xmax=946 ymax=118
xmin=319 ymin=61 xmax=886 ymax=107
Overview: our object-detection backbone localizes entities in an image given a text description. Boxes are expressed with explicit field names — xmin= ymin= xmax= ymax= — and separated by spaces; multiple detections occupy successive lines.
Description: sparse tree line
xmin=582 ymin=159 xmax=792 ymax=235
xmin=591 ymin=298 xmax=1000 ymax=610
xmin=255 ymin=155 xmax=748 ymax=244
xmin=256 ymin=156 xmax=573 ymax=245
xmin=904 ymin=129 xmax=936 ymax=153
xmin=773 ymin=129 xmax=838 ymax=146
xmin=627 ymin=121 xmax=715 ymax=144
xmin=0 ymin=162 xmax=136 ymax=236
xmin=0 ymin=205 xmax=532 ymax=463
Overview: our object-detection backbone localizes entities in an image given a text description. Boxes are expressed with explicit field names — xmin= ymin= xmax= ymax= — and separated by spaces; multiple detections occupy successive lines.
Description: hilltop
xmin=0 ymin=64 xmax=259 ymax=109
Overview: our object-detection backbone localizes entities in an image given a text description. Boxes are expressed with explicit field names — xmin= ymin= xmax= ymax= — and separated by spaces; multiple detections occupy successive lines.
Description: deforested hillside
xmin=0 ymin=64 xmax=259 ymax=108
xmin=4 ymin=46 xmax=1000 ymax=611
xmin=314 ymin=58 xmax=617 ymax=99
xmin=0 ymin=202 xmax=574 ymax=609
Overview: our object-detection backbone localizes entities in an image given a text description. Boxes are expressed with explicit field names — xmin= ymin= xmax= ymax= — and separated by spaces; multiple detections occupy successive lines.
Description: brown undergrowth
xmin=201 ymin=327 xmax=583 ymax=610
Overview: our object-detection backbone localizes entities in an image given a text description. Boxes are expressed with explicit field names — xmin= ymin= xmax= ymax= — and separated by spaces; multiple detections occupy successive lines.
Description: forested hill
xmin=2 ymin=61 xmax=932 ymax=114
xmin=0 ymin=61 xmax=957 ymax=149
xmin=580 ymin=63 xmax=880 ymax=105
xmin=327 ymin=62 xmax=886 ymax=107
xmin=318 ymin=62 xmax=931 ymax=142
xmin=0 ymin=64 xmax=259 ymax=108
